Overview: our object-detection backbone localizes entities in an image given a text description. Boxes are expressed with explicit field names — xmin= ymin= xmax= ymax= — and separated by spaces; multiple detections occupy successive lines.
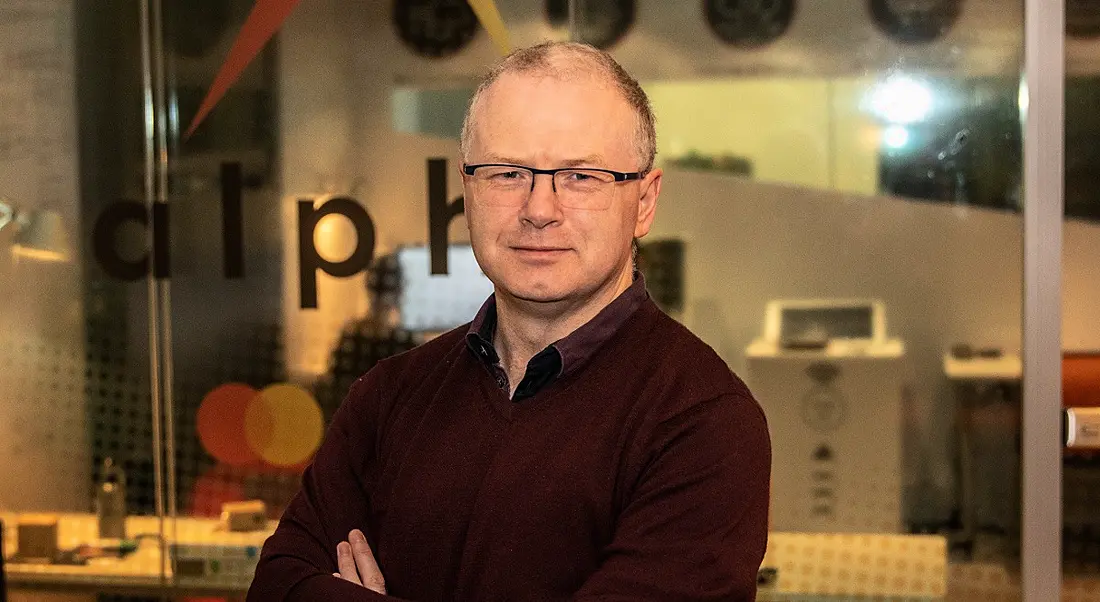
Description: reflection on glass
xmin=596 ymin=2 xmax=1030 ymax=600
xmin=13 ymin=0 xmax=1099 ymax=599
xmin=0 ymin=201 xmax=72 ymax=263
xmin=866 ymin=74 xmax=935 ymax=125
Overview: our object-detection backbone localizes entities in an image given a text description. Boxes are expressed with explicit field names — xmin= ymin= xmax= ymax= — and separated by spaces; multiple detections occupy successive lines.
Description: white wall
xmin=1064 ymin=224 xmax=1100 ymax=352
xmin=651 ymin=170 xmax=1100 ymax=515
xmin=0 ymin=0 xmax=89 ymax=512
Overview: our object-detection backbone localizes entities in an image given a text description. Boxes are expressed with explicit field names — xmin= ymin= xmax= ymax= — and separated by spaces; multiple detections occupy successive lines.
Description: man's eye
xmin=493 ymin=171 xmax=524 ymax=179
xmin=566 ymin=171 xmax=595 ymax=181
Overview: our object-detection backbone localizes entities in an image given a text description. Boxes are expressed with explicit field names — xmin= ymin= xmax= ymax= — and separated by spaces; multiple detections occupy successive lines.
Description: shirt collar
xmin=466 ymin=296 xmax=501 ymax=365
xmin=465 ymin=272 xmax=650 ymax=380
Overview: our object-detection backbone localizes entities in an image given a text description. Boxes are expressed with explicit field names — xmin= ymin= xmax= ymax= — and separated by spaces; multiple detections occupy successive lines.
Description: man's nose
xmin=520 ymin=173 xmax=562 ymax=228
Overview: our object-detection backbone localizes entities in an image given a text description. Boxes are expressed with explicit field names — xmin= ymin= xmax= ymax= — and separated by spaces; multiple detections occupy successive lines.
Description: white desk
xmin=9 ymin=517 xmax=1098 ymax=601
xmin=1 ymin=512 xmax=274 ymax=596
xmin=4 ymin=515 xmax=948 ymax=599
xmin=758 ymin=532 xmax=947 ymax=599
xmin=943 ymin=355 xmax=1022 ymax=382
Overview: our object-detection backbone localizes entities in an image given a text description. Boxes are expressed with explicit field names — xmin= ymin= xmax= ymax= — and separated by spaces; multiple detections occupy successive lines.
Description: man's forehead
xmin=475 ymin=73 xmax=632 ymax=133
xmin=465 ymin=67 xmax=639 ymax=164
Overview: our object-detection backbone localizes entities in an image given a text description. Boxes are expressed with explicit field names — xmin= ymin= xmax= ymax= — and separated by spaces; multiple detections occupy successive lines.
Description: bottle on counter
xmin=96 ymin=458 xmax=127 ymax=540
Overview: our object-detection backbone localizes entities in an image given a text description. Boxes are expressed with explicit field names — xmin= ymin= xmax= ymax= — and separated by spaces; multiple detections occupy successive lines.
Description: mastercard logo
xmin=196 ymin=382 xmax=324 ymax=470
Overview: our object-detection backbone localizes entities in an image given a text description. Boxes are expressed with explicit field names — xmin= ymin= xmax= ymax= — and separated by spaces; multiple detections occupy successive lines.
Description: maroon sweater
xmin=247 ymin=292 xmax=771 ymax=601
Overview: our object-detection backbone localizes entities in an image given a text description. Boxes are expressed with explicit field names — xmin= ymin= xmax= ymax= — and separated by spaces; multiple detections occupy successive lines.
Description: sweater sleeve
xmin=571 ymin=391 xmax=772 ymax=602
xmin=246 ymin=368 xmax=412 ymax=602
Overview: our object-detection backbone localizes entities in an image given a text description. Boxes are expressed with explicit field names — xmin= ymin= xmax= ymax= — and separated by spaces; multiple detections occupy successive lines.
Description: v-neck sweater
xmin=247 ymin=297 xmax=771 ymax=602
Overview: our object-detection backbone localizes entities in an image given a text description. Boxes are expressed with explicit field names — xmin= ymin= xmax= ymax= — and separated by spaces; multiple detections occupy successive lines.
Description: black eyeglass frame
xmin=461 ymin=163 xmax=646 ymax=192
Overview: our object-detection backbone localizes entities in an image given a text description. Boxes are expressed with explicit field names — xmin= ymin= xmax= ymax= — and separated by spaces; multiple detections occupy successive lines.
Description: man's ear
xmin=633 ymin=168 xmax=662 ymax=239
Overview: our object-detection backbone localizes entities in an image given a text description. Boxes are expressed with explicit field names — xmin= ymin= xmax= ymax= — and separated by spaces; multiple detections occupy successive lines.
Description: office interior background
xmin=0 ymin=0 xmax=1094 ymax=600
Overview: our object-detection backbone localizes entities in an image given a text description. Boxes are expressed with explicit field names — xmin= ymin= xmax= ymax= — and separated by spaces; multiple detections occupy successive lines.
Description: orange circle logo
xmin=197 ymin=382 xmax=323 ymax=470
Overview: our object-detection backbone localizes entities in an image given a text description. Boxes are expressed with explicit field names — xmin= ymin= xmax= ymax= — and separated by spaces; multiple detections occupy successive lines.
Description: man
xmin=247 ymin=41 xmax=770 ymax=601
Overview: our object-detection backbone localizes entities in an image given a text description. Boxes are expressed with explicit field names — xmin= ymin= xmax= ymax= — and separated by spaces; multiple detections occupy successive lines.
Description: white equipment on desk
xmin=172 ymin=504 xmax=273 ymax=590
xmin=173 ymin=541 xmax=264 ymax=589
xmin=746 ymin=299 xmax=906 ymax=533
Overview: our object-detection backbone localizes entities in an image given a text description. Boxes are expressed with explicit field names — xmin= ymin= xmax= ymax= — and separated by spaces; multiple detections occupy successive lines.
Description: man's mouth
xmin=511 ymin=246 xmax=570 ymax=258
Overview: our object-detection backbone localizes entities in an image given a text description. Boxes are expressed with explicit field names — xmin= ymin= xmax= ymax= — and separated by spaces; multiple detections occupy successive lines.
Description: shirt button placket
xmin=490 ymin=364 xmax=507 ymax=390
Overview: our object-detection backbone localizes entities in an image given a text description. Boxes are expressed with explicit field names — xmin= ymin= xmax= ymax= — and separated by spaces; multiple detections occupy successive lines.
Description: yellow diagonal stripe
xmin=467 ymin=0 xmax=511 ymax=56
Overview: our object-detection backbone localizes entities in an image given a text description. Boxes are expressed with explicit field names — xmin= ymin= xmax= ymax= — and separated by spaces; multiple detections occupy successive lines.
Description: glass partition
xmin=1 ymin=1 xmax=169 ymax=600
xmin=586 ymin=2 xmax=1026 ymax=599
xmin=0 ymin=1 xmax=1085 ymax=600
xmin=1063 ymin=7 xmax=1100 ymax=601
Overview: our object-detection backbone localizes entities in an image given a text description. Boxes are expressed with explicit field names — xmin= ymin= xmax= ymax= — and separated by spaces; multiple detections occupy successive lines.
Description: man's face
xmin=462 ymin=70 xmax=661 ymax=308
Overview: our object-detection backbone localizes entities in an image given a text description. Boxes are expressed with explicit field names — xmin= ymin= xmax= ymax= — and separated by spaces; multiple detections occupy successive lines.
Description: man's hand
xmin=334 ymin=529 xmax=387 ymax=594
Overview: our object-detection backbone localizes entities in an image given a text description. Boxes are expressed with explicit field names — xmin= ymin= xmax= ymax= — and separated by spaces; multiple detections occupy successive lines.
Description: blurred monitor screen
xmin=397 ymin=245 xmax=495 ymax=332
xmin=780 ymin=306 xmax=874 ymax=342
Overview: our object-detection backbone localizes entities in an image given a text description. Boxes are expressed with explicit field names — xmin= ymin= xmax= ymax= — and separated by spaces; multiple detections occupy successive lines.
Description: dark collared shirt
xmin=465 ymin=274 xmax=649 ymax=401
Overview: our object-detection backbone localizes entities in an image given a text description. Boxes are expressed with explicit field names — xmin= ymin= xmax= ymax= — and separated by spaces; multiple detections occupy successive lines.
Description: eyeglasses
xmin=462 ymin=163 xmax=645 ymax=210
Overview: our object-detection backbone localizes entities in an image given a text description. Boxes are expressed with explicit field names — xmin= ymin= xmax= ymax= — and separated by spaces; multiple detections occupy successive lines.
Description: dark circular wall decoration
xmin=545 ymin=0 xmax=635 ymax=49
xmin=869 ymin=0 xmax=962 ymax=44
xmin=704 ymin=0 xmax=796 ymax=48
xmin=393 ymin=0 xmax=479 ymax=58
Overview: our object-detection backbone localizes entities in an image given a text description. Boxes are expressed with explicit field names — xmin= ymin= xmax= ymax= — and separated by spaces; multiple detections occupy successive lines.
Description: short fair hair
xmin=460 ymin=41 xmax=656 ymax=173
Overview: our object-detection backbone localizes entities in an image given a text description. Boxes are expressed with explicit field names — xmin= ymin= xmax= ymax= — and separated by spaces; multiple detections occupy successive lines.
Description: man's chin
xmin=508 ymin=289 xmax=570 ymax=305
xmin=497 ymin=280 xmax=572 ymax=305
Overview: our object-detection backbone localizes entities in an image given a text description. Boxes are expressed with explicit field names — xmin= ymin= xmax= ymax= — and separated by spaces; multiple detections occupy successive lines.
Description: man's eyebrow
xmin=559 ymin=155 xmax=607 ymax=168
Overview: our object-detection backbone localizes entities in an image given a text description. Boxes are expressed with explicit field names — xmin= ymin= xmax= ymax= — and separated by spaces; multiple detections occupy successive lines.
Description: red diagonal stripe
xmin=184 ymin=0 xmax=302 ymax=139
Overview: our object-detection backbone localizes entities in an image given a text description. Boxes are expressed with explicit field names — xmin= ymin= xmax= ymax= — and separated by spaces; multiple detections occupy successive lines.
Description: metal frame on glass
xmin=1022 ymin=1 xmax=1064 ymax=601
